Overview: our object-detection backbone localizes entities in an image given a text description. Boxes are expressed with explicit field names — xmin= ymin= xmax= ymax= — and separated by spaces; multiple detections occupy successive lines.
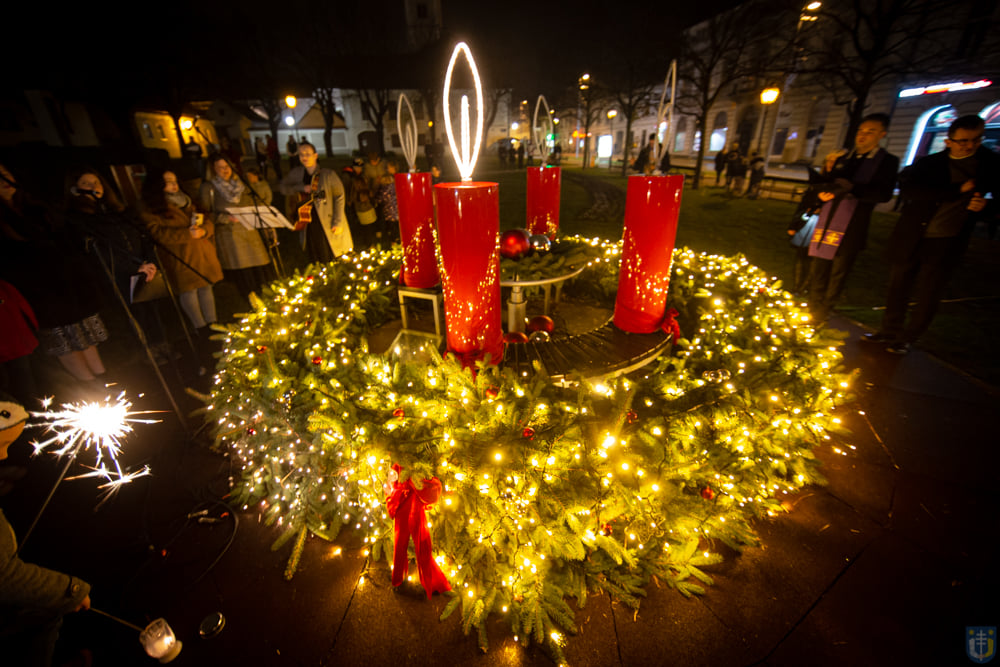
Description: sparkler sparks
xmin=30 ymin=391 xmax=159 ymax=494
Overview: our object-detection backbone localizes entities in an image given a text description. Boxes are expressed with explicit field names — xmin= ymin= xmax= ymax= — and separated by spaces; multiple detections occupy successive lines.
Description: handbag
xmin=789 ymin=213 xmax=818 ymax=248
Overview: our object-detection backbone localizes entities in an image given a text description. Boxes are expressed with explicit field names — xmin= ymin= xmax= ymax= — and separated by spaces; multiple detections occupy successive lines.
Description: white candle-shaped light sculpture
xmin=442 ymin=42 xmax=484 ymax=182
xmin=397 ymin=93 xmax=419 ymax=173
xmin=526 ymin=95 xmax=561 ymax=239
xmin=435 ymin=41 xmax=503 ymax=365
xmin=652 ymin=59 xmax=677 ymax=170
xmin=396 ymin=93 xmax=439 ymax=287
xmin=139 ymin=617 xmax=183 ymax=663
xmin=532 ymin=95 xmax=553 ymax=166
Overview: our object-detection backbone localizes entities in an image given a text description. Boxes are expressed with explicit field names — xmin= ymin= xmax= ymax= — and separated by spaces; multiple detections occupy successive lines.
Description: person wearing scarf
xmin=807 ymin=113 xmax=899 ymax=323
xmin=198 ymin=155 xmax=274 ymax=301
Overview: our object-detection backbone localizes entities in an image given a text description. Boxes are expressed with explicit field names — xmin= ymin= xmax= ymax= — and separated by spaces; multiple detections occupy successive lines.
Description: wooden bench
xmin=760 ymin=176 xmax=807 ymax=201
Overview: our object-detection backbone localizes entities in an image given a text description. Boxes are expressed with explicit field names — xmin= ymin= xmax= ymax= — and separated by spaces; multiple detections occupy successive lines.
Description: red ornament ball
xmin=522 ymin=427 xmax=535 ymax=439
xmin=504 ymin=331 xmax=529 ymax=344
xmin=311 ymin=356 xmax=323 ymax=365
xmin=256 ymin=345 xmax=268 ymax=354
xmin=246 ymin=427 xmax=256 ymax=436
xmin=485 ymin=387 xmax=499 ymax=399
xmin=500 ymin=228 xmax=531 ymax=260
xmin=393 ymin=408 xmax=405 ymax=419
xmin=701 ymin=486 xmax=715 ymax=500
xmin=527 ymin=315 xmax=555 ymax=334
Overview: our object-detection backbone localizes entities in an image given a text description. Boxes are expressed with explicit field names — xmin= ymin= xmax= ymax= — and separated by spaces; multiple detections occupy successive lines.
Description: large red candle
xmin=526 ymin=166 xmax=561 ymax=239
xmin=613 ymin=175 xmax=683 ymax=333
xmin=395 ymin=172 xmax=439 ymax=288
xmin=434 ymin=182 xmax=503 ymax=364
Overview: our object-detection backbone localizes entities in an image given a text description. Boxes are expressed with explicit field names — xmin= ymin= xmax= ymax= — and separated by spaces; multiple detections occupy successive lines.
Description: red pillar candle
xmin=613 ymin=174 xmax=684 ymax=333
xmin=395 ymin=172 xmax=439 ymax=288
xmin=526 ymin=166 xmax=561 ymax=239
xmin=434 ymin=182 xmax=503 ymax=364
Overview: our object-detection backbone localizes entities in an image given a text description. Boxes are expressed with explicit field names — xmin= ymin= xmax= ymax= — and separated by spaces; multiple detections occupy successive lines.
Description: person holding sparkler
xmin=0 ymin=395 xmax=92 ymax=666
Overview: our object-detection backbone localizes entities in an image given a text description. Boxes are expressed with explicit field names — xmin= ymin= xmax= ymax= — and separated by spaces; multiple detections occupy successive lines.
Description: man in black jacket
xmin=864 ymin=114 xmax=1000 ymax=354
xmin=806 ymin=113 xmax=899 ymax=322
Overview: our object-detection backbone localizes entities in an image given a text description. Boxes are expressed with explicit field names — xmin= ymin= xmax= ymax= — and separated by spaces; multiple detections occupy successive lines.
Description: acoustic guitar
xmin=294 ymin=172 xmax=320 ymax=231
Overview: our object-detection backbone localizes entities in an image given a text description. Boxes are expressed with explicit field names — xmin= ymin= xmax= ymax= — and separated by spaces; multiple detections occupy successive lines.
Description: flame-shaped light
xmin=397 ymin=93 xmax=419 ymax=173
xmin=532 ymin=95 xmax=553 ymax=165
xmin=653 ymin=60 xmax=677 ymax=168
xmin=442 ymin=42 xmax=484 ymax=182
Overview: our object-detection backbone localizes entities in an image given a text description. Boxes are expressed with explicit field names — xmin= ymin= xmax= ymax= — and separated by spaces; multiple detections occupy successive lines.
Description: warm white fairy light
xmin=442 ymin=41 xmax=484 ymax=181
xmin=30 ymin=392 xmax=159 ymax=491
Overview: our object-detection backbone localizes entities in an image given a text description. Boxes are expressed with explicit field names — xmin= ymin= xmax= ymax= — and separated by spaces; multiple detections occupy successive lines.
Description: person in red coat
xmin=0 ymin=280 xmax=39 ymax=404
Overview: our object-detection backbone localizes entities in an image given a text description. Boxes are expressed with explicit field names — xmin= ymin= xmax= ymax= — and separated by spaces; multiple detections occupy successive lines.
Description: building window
xmin=142 ymin=122 xmax=154 ymax=139
xmin=710 ymin=111 xmax=727 ymax=152
xmin=156 ymin=124 xmax=167 ymax=140
xmin=674 ymin=117 xmax=687 ymax=153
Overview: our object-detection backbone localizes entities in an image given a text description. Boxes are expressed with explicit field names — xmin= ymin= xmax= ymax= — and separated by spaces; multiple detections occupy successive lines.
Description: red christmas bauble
xmin=312 ymin=356 xmax=323 ymax=365
xmin=393 ymin=408 xmax=405 ymax=419
xmin=485 ymin=387 xmax=498 ymax=399
xmin=500 ymin=229 xmax=531 ymax=260
xmin=526 ymin=315 xmax=555 ymax=334
xmin=522 ymin=427 xmax=535 ymax=439
xmin=246 ymin=427 xmax=256 ymax=436
xmin=701 ymin=486 xmax=715 ymax=500
xmin=504 ymin=331 xmax=529 ymax=344
xmin=256 ymin=345 xmax=268 ymax=354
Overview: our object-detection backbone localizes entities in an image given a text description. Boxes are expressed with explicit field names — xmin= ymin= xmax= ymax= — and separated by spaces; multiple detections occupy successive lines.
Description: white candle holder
xmin=139 ymin=618 xmax=183 ymax=663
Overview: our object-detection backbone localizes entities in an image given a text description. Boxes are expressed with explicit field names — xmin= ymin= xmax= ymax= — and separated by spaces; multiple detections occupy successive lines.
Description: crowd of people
xmin=784 ymin=112 xmax=998 ymax=355
xmin=0 ymin=142 xmax=411 ymax=411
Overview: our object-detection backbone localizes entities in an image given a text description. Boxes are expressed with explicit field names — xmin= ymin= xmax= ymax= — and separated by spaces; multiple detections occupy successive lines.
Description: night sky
xmin=8 ymin=0 xmax=741 ymax=105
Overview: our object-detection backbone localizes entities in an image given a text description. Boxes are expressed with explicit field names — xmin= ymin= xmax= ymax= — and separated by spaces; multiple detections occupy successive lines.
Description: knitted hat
xmin=0 ymin=393 xmax=28 ymax=432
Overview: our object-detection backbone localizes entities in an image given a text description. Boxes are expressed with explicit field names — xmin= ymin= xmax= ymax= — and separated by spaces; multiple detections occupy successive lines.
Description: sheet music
xmin=225 ymin=206 xmax=294 ymax=230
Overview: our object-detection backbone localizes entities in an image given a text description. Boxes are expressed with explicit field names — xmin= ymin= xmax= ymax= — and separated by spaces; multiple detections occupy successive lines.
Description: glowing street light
xmin=757 ymin=88 xmax=780 ymax=154
xmin=607 ymin=109 xmax=618 ymax=170
xmin=285 ymin=95 xmax=297 ymax=108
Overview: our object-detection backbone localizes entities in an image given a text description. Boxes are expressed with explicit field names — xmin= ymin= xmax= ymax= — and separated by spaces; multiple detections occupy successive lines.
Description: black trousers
xmin=807 ymin=249 xmax=860 ymax=321
xmin=880 ymin=236 xmax=965 ymax=343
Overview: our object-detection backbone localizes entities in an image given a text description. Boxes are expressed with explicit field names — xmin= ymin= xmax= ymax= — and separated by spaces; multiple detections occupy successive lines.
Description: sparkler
xmin=30 ymin=392 xmax=158 ymax=490
xmin=16 ymin=391 xmax=160 ymax=554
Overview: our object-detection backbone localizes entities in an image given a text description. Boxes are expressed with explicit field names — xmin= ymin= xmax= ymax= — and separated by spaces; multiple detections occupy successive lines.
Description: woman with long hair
xmin=198 ymin=155 xmax=274 ymax=299
xmin=141 ymin=170 xmax=223 ymax=337
xmin=0 ymin=164 xmax=109 ymax=384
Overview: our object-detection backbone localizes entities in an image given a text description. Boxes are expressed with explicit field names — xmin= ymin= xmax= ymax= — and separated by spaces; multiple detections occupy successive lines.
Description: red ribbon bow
xmin=660 ymin=308 xmax=681 ymax=343
xmin=385 ymin=464 xmax=451 ymax=598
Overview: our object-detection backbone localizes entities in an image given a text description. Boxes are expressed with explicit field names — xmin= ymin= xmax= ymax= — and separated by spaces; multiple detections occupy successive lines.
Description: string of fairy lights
xmin=200 ymin=238 xmax=854 ymax=662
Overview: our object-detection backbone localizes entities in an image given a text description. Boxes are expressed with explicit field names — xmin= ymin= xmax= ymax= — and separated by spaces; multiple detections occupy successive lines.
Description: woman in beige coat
xmin=142 ymin=170 xmax=223 ymax=333
xmin=198 ymin=155 xmax=274 ymax=299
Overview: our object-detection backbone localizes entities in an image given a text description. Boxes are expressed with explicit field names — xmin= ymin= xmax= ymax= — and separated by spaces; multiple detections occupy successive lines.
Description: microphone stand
xmin=75 ymin=198 xmax=189 ymax=431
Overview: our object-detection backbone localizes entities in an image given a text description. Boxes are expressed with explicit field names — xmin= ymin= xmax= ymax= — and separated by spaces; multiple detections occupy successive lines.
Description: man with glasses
xmin=864 ymin=114 xmax=1000 ymax=354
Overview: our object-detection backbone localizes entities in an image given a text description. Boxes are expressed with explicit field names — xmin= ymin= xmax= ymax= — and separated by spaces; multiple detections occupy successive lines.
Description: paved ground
xmin=3 ymin=299 xmax=997 ymax=666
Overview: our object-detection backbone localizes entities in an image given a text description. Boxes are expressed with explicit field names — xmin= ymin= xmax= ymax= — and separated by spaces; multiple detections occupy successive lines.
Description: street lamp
xmin=757 ymin=88 xmax=780 ymax=154
xmin=607 ymin=109 xmax=618 ymax=170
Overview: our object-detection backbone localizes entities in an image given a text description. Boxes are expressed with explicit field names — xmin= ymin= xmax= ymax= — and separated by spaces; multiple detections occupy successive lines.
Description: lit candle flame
xmin=442 ymin=42 xmax=484 ymax=182
xmin=396 ymin=93 xmax=419 ymax=173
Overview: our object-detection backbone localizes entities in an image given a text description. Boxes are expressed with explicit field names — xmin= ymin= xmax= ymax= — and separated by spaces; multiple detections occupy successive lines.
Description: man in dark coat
xmin=864 ymin=114 xmax=1000 ymax=354
xmin=806 ymin=113 xmax=899 ymax=322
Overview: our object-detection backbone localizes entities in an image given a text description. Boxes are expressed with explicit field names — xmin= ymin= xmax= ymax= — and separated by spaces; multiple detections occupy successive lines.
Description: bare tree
xmin=798 ymin=0 xmax=981 ymax=145
xmin=559 ymin=75 xmax=610 ymax=170
xmin=675 ymin=1 xmax=787 ymax=189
